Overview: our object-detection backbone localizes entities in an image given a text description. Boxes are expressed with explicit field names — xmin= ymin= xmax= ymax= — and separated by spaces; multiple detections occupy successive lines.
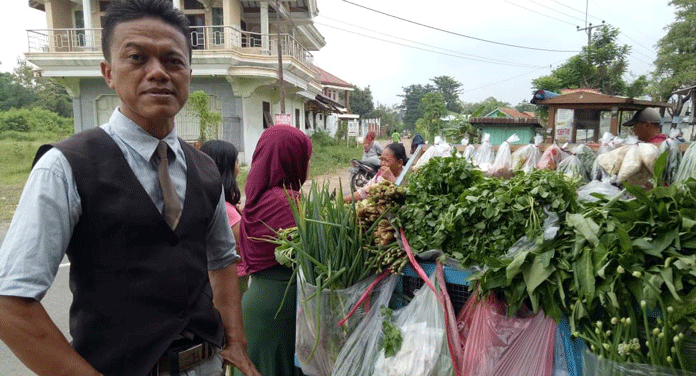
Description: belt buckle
xmin=178 ymin=343 xmax=204 ymax=370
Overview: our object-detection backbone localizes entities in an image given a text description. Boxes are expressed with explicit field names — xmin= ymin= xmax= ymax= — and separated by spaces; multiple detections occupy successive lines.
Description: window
xmin=263 ymin=102 xmax=271 ymax=129
xmin=184 ymin=0 xmax=205 ymax=10
xmin=295 ymin=109 xmax=300 ymax=129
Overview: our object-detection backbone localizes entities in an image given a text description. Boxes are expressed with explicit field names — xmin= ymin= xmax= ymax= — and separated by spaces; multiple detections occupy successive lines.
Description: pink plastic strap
xmin=337 ymin=269 xmax=390 ymax=327
xmin=400 ymin=228 xmax=437 ymax=294
xmin=400 ymin=228 xmax=462 ymax=376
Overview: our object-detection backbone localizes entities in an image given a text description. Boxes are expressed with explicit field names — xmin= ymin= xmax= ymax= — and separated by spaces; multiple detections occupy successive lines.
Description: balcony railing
xmin=27 ymin=25 xmax=314 ymax=69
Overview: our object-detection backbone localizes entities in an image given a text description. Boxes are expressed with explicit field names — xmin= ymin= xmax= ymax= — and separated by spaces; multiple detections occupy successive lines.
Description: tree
xmin=431 ymin=76 xmax=463 ymax=113
xmin=461 ymin=97 xmax=511 ymax=116
xmin=187 ymin=91 xmax=221 ymax=142
xmin=0 ymin=59 xmax=73 ymax=117
xmin=651 ymin=0 xmax=696 ymax=101
xmin=399 ymin=83 xmax=434 ymax=129
xmin=369 ymin=104 xmax=402 ymax=133
xmin=532 ymin=26 xmax=637 ymax=96
xmin=350 ymin=85 xmax=374 ymax=118
xmin=0 ymin=72 xmax=37 ymax=111
xmin=415 ymin=92 xmax=448 ymax=142
xmin=514 ymin=101 xmax=538 ymax=114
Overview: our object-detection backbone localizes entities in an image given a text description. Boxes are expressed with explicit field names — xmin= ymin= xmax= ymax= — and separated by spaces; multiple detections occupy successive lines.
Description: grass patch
xmin=0 ymin=135 xmax=68 ymax=222
xmin=0 ymin=133 xmax=362 ymax=222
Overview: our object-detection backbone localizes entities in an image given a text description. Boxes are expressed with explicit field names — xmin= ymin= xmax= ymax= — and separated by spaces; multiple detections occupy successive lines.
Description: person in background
xmin=0 ymin=1 xmax=259 ymax=375
xmin=362 ymin=130 xmax=382 ymax=166
xmin=237 ymin=125 xmax=312 ymax=376
xmin=344 ymin=143 xmax=408 ymax=203
xmin=200 ymin=140 xmax=248 ymax=297
xmin=391 ymin=130 xmax=401 ymax=144
xmin=623 ymin=107 xmax=667 ymax=144
xmin=411 ymin=132 xmax=425 ymax=154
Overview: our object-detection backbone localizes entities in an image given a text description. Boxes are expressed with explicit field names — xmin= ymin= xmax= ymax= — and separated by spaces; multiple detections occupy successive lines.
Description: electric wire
xmin=316 ymin=21 xmax=546 ymax=68
xmin=339 ymin=0 xmax=580 ymax=52
xmin=502 ymin=0 xmax=577 ymax=27
xmin=317 ymin=15 xmax=547 ymax=68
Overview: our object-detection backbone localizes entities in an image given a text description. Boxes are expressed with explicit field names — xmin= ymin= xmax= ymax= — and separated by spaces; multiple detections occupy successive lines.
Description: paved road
xmin=0 ymin=221 xmax=71 ymax=375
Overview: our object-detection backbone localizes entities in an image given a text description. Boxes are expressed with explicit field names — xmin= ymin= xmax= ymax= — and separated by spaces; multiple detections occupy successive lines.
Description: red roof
xmin=313 ymin=66 xmax=352 ymax=88
xmin=499 ymin=107 xmax=533 ymax=119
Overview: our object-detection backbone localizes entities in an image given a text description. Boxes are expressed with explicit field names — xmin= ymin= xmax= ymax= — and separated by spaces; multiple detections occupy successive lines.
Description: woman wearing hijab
xmin=236 ymin=126 xmax=312 ymax=376
xmin=362 ymin=130 xmax=382 ymax=166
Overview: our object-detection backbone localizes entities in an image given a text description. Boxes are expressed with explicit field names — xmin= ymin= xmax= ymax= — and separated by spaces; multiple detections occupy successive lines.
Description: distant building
xmin=25 ymin=0 xmax=326 ymax=163
xmin=469 ymin=107 xmax=544 ymax=145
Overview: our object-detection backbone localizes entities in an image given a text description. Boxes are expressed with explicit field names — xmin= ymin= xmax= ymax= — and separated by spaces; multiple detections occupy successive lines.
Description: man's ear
xmin=101 ymin=60 xmax=115 ymax=89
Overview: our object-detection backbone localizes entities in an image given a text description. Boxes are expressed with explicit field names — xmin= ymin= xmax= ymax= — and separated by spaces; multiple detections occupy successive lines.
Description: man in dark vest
xmin=0 ymin=1 xmax=260 ymax=375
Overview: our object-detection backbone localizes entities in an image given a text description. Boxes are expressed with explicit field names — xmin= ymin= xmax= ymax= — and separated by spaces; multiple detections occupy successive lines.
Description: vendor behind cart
xmin=344 ymin=143 xmax=408 ymax=203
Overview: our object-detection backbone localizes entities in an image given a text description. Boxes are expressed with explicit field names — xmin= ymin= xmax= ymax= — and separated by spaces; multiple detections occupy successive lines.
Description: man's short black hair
xmin=101 ymin=0 xmax=192 ymax=62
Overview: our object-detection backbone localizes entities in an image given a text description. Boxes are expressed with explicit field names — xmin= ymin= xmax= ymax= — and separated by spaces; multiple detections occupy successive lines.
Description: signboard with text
xmin=347 ymin=121 xmax=359 ymax=137
xmin=554 ymin=109 xmax=574 ymax=143
xmin=274 ymin=113 xmax=291 ymax=126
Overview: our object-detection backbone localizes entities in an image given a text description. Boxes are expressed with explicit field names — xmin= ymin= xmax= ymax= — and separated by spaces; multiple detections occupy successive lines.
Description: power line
xmin=339 ymin=0 xmax=580 ymax=53
xmin=502 ymin=0 xmax=577 ymax=27
xmin=524 ymin=0 xmax=587 ymax=24
xmin=318 ymin=15 xmax=545 ymax=68
xmin=461 ymin=66 xmax=550 ymax=94
xmin=316 ymin=21 xmax=545 ymax=68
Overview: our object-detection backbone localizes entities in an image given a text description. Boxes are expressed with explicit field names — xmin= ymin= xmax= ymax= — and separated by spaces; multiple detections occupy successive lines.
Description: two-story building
xmin=25 ymin=0 xmax=326 ymax=163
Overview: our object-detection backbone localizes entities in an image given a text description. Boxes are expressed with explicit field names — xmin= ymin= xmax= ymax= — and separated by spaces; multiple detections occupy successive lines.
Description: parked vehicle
xmin=349 ymin=159 xmax=380 ymax=191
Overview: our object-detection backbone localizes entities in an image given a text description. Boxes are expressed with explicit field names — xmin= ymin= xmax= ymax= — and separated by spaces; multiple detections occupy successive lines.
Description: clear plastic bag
xmin=537 ymin=144 xmax=566 ymax=170
xmin=659 ymin=137 xmax=682 ymax=185
xmin=415 ymin=143 xmax=454 ymax=169
xmin=582 ymin=346 xmax=696 ymax=375
xmin=490 ymin=134 xmax=520 ymax=178
xmin=557 ymin=154 xmax=588 ymax=182
xmin=372 ymin=270 xmax=454 ymax=376
xmin=459 ymin=293 xmax=557 ymax=376
xmin=463 ymin=144 xmax=476 ymax=162
xmin=674 ymin=142 xmax=696 ymax=183
xmin=474 ymin=133 xmax=495 ymax=173
xmin=576 ymin=180 xmax=623 ymax=203
xmin=296 ymin=271 xmax=392 ymax=376
xmin=331 ymin=275 xmax=399 ymax=376
xmin=573 ymin=144 xmax=595 ymax=180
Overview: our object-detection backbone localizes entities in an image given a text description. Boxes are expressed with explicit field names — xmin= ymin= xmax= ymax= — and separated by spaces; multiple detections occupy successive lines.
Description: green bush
xmin=310 ymin=130 xmax=338 ymax=147
xmin=0 ymin=107 xmax=73 ymax=134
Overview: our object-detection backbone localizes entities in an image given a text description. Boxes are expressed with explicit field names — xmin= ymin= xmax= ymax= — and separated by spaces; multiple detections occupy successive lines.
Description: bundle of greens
xmin=439 ymin=169 xmax=579 ymax=267
xmin=674 ymin=142 xmax=696 ymax=183
xmin=471 ymin=170 xmax=696 ymax=372
xmin=394 ymin=155 xmax=484 ymax=254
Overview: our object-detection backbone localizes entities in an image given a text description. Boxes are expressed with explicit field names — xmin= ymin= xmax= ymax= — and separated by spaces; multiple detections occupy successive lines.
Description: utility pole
xmin=577 ymin=20 xmax=605 ymax=63
xmin=276 ymin=0 xmax=286 ymax=114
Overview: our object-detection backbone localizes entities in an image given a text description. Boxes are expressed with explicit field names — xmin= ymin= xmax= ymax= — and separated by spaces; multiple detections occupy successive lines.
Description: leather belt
xmin=150 ymin=340 xmax=215 ymax=375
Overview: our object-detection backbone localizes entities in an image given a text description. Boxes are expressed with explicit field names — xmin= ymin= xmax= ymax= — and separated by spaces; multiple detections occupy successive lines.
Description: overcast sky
xmin=1 ymin=0 xmax=676 ymax=108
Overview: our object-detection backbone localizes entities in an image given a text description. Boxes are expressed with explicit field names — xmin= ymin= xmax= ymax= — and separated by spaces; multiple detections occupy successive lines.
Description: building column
xmin=83 ymin=0 xmax=94 ymax=49
xmin=260 ymin=2 xmax=269 ymax=54
xmin=223 ymin=0 xmax=240 ymax=49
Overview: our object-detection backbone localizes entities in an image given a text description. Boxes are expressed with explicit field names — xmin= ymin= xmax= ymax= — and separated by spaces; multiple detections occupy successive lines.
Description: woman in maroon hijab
xmin=237 ymin=125 xmax=312 ymax=376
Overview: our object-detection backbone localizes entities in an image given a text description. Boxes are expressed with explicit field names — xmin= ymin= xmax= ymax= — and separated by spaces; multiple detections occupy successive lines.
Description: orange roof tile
xmin=313 ymin=66 xmax=352 ymax=88
xmin=499 ymin=107 xmax=533 ymax=119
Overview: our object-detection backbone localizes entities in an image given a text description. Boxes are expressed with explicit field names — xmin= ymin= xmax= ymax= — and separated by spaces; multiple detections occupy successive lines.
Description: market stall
xmin=272 ymin=134 xmax=696 ymax=376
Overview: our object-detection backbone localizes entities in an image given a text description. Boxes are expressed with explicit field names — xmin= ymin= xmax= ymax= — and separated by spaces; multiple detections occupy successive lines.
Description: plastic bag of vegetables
xmin=573 ymin=144 xmax=595 ymax=180
xmin=592 ymin=133 xmax=617 ymax=181
xmin=674 ymin=142 xmax=696 ymax=183
xmin=511 ymin=135 xmax=543 ymax=173
xmin=372 ymin=271 xmax=454 ymax=376
xmin=537 ymin=143 xmax=566 ymax=170
xmin=557 ymin=154 xmax=588 ymax=182
xmin=331 ymin=275 xmax=399 ymax=376
xmin=490 ymin=134 xmax=520 ymax=178
xmin=296 ymin=271 xmax=395 ymax=376
xmin=659 ymin=133 xmax=682 ymax=185
xmin=473 ymin=133 xmax=495 ymax=173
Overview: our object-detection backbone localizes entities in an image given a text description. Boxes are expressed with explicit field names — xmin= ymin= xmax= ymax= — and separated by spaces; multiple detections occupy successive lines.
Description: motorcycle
xmin=349 ymin=158 xmax=380 ymax=192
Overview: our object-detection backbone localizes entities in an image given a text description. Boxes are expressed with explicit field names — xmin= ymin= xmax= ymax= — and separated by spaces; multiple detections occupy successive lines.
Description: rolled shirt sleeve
xmin=205 ymin=190 xmax=240 ymax=270
xmin=0 ymin=148 xmax=81 ymax=300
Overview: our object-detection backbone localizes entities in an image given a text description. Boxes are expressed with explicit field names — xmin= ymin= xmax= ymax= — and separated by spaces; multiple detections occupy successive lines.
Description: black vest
xmin=34 ymin=128 xmax=225 ymax=376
